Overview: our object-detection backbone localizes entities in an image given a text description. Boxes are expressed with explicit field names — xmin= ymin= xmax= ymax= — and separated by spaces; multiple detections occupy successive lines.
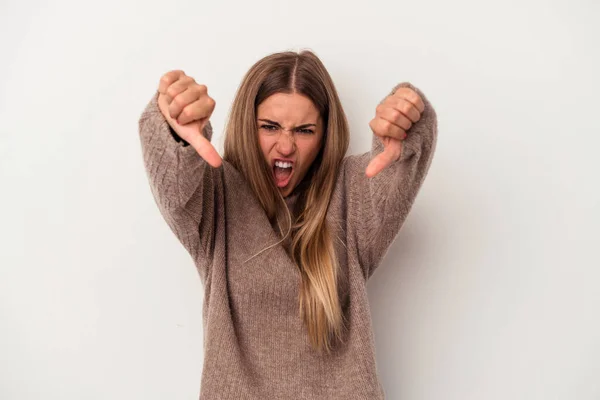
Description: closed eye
xmin=259 ymin=124 xmax=314 ymax=134
xmin=259 ymin=124 xmax=278 ymax=131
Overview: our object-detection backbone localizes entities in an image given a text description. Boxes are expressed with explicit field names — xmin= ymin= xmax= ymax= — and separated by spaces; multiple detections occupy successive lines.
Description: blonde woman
xmin=138 ymin=49 xmax=437 ymax=399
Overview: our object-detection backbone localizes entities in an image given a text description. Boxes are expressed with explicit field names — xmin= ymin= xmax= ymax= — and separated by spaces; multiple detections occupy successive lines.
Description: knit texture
xmin=138 ymin=82 xmax=437 ymax=399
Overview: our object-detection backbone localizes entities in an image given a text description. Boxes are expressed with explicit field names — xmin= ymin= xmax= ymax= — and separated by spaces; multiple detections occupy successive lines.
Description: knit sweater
xmin=138 ymin=81 xmax=437 ymax=399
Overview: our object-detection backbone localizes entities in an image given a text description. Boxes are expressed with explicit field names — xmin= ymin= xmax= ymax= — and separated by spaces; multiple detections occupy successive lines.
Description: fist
xmin=157 ymin=70 xmax=221 ymax=168
xmin=366 ymin=87 xmax=425 ymax=177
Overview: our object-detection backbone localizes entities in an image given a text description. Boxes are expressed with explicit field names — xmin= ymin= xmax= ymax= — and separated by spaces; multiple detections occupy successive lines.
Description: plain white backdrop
xmin=1 ymin=0 xmax=599 ymax=399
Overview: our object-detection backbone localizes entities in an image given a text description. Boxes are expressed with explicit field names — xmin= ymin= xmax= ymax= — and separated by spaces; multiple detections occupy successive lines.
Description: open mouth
xmin=273 ymin=159 xmax=294 ymax=188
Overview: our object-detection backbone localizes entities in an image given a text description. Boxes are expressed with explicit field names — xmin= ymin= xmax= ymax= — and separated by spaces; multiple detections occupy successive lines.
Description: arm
xmin=138 ymin=90 xmax=219 ymax=281
xmin=344 ymin=82 xmax=438 ymax=280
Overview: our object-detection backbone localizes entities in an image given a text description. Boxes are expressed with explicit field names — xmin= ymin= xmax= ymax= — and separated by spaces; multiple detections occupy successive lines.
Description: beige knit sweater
xmin=138 ymin=82 xmax=437 ymax=399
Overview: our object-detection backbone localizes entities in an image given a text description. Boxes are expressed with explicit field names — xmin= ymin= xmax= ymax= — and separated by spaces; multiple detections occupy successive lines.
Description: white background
xmin=1 ymin=0 xmax=599 ymax=399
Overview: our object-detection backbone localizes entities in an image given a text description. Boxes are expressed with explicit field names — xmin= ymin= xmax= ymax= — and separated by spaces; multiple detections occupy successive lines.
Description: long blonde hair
xmin=223 ymin=50 xmax=350 ymax=354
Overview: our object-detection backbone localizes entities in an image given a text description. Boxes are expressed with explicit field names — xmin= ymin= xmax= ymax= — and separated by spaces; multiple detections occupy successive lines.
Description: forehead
xmin=257 ymin=92 xmax=320 ymax=123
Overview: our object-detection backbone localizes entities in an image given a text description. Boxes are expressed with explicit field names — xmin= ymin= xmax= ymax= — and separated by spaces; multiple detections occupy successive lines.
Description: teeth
xmin=275 ymin=161 xmax=293 ymax=168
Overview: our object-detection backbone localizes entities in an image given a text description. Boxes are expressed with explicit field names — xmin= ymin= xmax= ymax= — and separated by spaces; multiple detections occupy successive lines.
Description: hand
xmin=366 ymin=87 xmax=425 ymax=177
xmin=157 ymin=70 xmax=222 ymax=168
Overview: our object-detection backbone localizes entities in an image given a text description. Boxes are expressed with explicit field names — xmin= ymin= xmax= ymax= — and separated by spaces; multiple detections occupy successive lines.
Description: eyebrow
xmin=258 ymin=119 xmax=316 ymax=129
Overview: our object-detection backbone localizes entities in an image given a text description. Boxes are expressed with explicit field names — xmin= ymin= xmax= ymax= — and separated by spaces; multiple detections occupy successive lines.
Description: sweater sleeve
xmin=343 ymin=82 xmax=438 ymax=280
xmin=138 ymin=90 xmax=220 ymax=281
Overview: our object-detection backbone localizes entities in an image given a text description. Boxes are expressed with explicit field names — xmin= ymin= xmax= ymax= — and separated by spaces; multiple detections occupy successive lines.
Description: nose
xmin=276 ymin=130 xmax=296 ymax=156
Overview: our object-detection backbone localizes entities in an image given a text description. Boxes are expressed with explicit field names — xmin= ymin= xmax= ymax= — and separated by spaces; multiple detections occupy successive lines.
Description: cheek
xmin=298 ymin=138 xmax=323 ymax=167
xmin=258 ymin=136 xmax=272 ymax=160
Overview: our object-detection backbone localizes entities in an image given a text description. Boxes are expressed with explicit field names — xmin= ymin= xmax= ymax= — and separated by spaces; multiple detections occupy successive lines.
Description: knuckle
xmin=392 ymin=88 xmax=403 ymax=97
xmin=160 ymin=75 xmax=173 ymax=86
xmin=180 ymin=107 xmax=193 ymax=119
xmin=410 ymin=92 xmax=420 ymax=105
xmin=196 ymin=84 xmax=208 ymax=93
xmin=409 ymin=108 xmax=419 ymax=122
xmin=391 ymin=90 xmax=404 ymax=100
xmin=172 ymin=95 xmax=183 ymax=105
xmin=163 ymin=70 xmax=182 ymax=82
xmin=166 ymin=86 xmax=178 ymax=99
xmin=379 ymin=119 xmax=391 ymax=133
xmin=207 ymin=97 xmax=216 ymax=109
xmin=399 ymin=101 xmax=411 ymax=115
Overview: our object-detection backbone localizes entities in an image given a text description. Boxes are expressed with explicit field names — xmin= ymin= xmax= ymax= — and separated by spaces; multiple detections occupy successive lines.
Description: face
xmin=257 ymin=92 xmax=324 ymax=197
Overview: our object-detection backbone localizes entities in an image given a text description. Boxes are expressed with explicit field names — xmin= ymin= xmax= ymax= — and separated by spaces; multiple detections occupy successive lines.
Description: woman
xmin=138 ymin=49 xmax=437 ymax=399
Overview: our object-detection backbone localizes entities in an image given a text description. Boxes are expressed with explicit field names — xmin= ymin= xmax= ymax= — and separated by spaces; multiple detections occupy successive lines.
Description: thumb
xmin=186 ymin=124 xmax=223 ymax=168
xmin=172 ymin=118 xmax=222 ymax=168
xmin=365 ymin=141 xmax=402 ymax=177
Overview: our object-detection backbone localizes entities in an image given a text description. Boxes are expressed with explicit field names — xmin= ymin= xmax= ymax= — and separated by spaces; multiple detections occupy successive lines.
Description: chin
xmin=280 ymin=181 xmax=297 ymax=197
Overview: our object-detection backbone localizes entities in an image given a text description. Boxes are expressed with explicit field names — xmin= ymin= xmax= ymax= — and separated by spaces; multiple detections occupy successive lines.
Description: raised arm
xmin=343 ymin=82 xmax=438 ymax=280
xmin=138 ymin=72 xmax=222 ymax=282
